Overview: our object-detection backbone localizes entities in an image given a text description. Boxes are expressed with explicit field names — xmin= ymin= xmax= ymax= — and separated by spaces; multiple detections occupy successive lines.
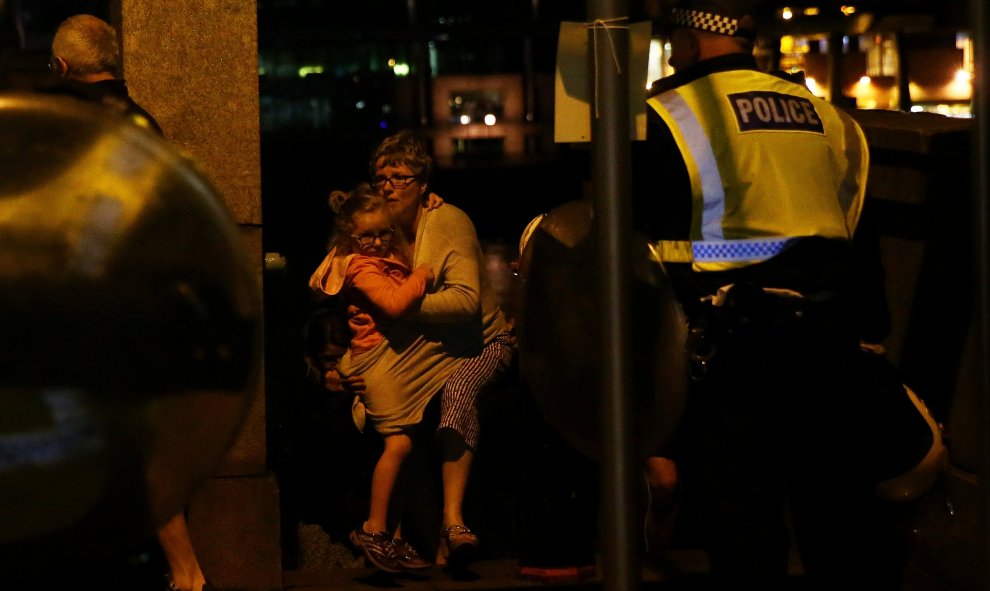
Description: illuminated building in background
xmin=257 ymin=0 xmax=591 ymax=165
xmin=258 ymin=0 xmax=972 ymax=171
xmin=758 ymin=3 xmax=973 ymax=116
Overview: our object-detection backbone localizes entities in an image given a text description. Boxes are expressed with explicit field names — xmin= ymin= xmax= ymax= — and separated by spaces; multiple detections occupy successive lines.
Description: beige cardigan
xmin=309 ymin=204 xmax=507 ymax=434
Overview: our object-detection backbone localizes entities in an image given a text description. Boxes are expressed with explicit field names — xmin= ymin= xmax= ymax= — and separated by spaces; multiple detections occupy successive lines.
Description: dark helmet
xmin=662 ymin=0 xmax=759 ymax=40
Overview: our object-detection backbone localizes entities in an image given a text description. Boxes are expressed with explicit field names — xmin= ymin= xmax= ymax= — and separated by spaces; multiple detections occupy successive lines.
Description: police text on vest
xmin=728 ymin=91 xmax=825 ymax=133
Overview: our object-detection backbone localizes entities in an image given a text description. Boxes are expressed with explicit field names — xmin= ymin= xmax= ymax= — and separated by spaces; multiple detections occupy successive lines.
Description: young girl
xmin=328 ymin=184 xmax=435 ymax=573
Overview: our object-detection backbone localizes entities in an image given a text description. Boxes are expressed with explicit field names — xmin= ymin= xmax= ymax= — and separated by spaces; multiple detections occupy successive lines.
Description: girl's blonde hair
xmin=329 ymin=182 xmax=388 ymax=253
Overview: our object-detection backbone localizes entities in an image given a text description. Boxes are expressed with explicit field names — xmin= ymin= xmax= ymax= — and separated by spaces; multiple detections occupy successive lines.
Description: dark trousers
xmin=678 ymin=295 xmax=909 ymax=590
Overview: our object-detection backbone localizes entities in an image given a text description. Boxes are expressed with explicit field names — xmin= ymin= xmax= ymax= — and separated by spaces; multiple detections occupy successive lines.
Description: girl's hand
xmin=426 ymin=192 xmax=444 ymax=210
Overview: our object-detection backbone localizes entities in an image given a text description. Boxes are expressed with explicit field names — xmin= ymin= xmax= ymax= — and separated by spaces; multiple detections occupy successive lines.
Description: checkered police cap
xmin=666 ymin=0 xmax=757 ymax=40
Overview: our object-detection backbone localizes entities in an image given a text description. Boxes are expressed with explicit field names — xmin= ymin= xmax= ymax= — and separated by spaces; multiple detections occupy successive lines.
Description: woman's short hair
xmin=368 ymin=130 xmax=433 ymax=182
xmin=51 ymin=14 xmax=121 ymax=77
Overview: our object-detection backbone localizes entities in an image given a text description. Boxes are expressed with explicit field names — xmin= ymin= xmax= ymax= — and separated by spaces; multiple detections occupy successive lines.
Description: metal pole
xmin=894 ymin=31 xmax=912 ymax=112
xmin=973 ymin=0 xmax=990 ymax=588
xmin=586 ymin=1 xmax=639 ymax=591
xmin=827 ymin=32 xmax=843 ymax=104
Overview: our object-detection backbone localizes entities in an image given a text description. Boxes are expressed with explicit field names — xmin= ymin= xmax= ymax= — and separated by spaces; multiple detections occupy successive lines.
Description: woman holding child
xmin=309 ymin=131 xmax=514 ymax=572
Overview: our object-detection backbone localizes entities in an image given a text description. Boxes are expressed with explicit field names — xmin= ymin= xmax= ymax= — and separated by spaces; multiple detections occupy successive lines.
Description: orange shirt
xmin=344 ymin=255 xmax=428 ymax=354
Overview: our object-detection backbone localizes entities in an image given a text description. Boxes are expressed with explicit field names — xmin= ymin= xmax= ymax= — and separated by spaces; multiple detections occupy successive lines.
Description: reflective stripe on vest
xmin=658 ymin=91 xmax=727 ymax=241
xmin=649 ymin=237 xmax=800 ymax=264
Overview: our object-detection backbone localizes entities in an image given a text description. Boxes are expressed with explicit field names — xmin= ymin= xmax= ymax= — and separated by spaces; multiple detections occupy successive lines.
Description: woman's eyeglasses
xmin=351 ymin=228 xmax=395 ymax=247
xmin=372 ymin=174 xmax=417 ymax=190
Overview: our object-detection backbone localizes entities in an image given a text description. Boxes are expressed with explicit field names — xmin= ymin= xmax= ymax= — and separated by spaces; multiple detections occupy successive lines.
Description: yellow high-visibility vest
xmin=647 ymin=69 xmax=869 ymax=272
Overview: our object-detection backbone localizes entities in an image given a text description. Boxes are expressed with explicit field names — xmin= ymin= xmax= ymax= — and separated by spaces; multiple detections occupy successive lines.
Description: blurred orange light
xmin=955 ymin=69 xmax=974 ymax=83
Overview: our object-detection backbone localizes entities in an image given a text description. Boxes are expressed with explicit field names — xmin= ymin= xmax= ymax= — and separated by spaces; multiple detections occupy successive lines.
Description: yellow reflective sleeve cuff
xmin=648 ymin=240 xmax=695 ymax=263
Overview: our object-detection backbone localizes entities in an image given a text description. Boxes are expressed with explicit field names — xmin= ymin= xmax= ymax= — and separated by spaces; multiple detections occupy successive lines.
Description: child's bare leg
xmin=365 ymin=433 xmax=412 ymax=533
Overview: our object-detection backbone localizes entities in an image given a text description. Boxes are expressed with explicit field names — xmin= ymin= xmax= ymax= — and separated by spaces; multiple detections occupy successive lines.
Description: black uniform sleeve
xmin=849 ymin=194 xmax=892 ymax=343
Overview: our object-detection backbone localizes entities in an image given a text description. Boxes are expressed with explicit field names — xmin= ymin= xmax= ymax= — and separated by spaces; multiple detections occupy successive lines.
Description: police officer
xmin=634 ymin=0 xmax=907 ymax=589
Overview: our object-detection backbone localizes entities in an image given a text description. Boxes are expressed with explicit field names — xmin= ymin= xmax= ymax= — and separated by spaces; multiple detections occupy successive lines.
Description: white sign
xmin=554 ymin=20 xmax=652 ymax=143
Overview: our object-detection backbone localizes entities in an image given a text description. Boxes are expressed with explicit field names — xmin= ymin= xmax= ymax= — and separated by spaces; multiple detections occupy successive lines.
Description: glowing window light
xmin=393 ymin=63 xmax=410 ymax=77
xmin=484 ymin=114 xmax=497 ymax=126
xmin=841 ymin=5 xmax=857 ymax=16
xmin=459 ymin=115 xmax=471 ymax=125
xmin=804 ymin=7 xmax=820 ymax=16
xmin=955 ymin=69 xmax=974 ymax=83
xmin=948 ymin=69 xmax=974 ymax=100
xmin=647 ymin=38 xmax=663 ymax=90
xmin=782 ymin=7 xmax=793 ymax=20
xmin=297 ymin=65 xmax=324 ymax=78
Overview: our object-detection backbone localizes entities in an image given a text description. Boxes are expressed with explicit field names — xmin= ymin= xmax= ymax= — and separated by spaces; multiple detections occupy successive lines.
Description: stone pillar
xmin=114 ymin=2 xmax=280 ymax=590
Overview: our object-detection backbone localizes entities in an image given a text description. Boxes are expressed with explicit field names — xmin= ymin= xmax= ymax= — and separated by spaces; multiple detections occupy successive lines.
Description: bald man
xmin=49 ymin=13 xmax=162 ymax=135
